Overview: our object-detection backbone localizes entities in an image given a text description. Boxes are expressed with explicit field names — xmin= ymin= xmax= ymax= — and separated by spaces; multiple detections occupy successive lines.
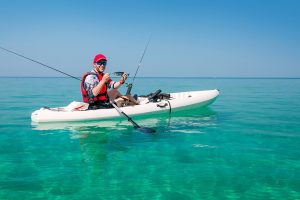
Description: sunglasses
xmin=96 ymin=61 xmax=107 ymax=66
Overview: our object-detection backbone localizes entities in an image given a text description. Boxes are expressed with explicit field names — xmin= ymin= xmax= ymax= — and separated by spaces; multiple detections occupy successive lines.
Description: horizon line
xmin=0 ymin=76 xmax=299 ymax=79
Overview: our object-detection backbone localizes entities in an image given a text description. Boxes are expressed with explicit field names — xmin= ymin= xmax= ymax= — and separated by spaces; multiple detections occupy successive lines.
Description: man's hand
xmin=102 ymin=73 xmax=110 ymax=83
xmin=120 ymin=73 xmax=127 ymax=84
xmin=122 ymin=73 xmax=128 ymax=81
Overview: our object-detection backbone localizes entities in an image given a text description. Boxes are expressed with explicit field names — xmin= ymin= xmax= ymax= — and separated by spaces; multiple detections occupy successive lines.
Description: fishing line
xmin=0 ymin=46 xmax=128 ymax=83
xmin=0 ymin=46 xmax=81 ymax=81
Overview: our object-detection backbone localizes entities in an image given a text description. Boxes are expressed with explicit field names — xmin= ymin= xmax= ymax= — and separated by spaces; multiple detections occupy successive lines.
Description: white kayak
xmin=31 ymin=89 xmax=219 ymax=123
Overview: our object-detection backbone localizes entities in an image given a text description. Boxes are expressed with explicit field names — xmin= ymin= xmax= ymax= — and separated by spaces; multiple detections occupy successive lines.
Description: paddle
xmin=111 ymin=101 xmax=156 ymax=133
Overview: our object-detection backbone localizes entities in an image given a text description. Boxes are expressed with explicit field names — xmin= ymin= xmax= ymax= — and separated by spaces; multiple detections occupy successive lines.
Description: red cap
xmin=93 ymin=54 xmax=107 ymax=63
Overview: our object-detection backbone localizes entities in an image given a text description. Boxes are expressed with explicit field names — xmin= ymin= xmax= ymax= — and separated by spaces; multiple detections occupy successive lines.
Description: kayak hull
xmin=31 ymin=89 xmax=219 ymax=123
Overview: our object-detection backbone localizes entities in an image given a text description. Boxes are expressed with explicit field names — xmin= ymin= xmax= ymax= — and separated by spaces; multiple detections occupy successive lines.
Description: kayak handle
xmin=156 ymin=102 xmax=168 ymax=108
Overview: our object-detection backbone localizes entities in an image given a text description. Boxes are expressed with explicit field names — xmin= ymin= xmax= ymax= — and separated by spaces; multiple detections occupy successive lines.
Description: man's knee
xmin=108 ymin=89 xmax=120 ymax=100
xmin=114 ymin=98 xmax=125 ymax=107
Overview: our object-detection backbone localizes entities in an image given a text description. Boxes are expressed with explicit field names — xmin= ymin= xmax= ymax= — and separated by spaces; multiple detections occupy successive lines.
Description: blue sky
xmin=0 ymin=0 xmax=299 ymax=77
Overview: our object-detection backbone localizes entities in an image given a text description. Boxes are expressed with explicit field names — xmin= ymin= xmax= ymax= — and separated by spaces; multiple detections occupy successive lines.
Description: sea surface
xmin=0 ymin=77 xmax=299 ymax=200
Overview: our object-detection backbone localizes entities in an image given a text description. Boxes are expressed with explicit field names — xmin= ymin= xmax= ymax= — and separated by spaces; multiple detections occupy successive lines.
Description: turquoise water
xmin=0 ymin=77 xmax=299 ymax=200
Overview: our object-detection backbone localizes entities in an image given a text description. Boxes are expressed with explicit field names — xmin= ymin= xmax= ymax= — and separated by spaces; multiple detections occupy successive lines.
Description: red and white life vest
xmin=80 ymin=72 xmax=112 ymax=103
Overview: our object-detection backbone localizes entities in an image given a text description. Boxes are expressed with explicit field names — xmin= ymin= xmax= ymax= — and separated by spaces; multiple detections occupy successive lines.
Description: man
xmin=81 ymin=53 xmax=138 ymax=109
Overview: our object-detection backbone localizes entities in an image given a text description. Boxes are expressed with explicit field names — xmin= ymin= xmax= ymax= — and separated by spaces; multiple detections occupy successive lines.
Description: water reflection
xmin=31 ymin=107 xmax=219 ymax=165
xmin=28 ymin=107 xmax=219 ymax=198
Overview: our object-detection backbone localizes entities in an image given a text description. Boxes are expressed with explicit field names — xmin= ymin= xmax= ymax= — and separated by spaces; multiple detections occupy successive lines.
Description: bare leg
xmin=125 ymin=94 xmax=139 ymax=105
xmin=108 ymin=89 xmax=122 ymax=101
xmin=108 ymin=89 xmax=139 ymax=107
xmin=108 ymin=89 xmax=126 ymax=107
xmin=114 ymin=98 xmax=125 ymax=107
xmin=118 ymin=94 xmax=139 ymax=105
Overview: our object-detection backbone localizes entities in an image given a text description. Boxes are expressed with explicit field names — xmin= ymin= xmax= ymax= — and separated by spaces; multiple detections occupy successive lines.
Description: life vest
xmin=80 ymin=72 xmax=112 ymax=103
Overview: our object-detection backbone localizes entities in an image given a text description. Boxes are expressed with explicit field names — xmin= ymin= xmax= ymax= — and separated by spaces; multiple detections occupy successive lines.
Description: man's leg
xmin=108 ymin=89 xmax=125 ymax=107
xmin=108 ymin=89 xmax=122 ymax=101
xmin=124 ymin=94 xmax=139 ymax=105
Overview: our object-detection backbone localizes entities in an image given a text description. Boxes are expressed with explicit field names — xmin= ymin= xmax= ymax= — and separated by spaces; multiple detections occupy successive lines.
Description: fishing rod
xmin=126 ymin=35 xmax=152 ymax=95
xmin=0 ymin=46 xmax=127 ymax=80
xmin=0 ymin=46 xmax=81 ymax=81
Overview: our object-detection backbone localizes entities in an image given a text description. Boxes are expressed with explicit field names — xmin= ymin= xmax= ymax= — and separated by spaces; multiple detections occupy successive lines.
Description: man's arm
xmin=113 ymin=73 xmax=127 ymax=89
xmin=92 ymin=80 xmax=106 ymax=96
xmin=92 ymin=73 xmax=111 ymax=96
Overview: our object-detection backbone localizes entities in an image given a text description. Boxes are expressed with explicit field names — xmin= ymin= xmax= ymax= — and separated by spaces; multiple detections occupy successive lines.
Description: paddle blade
xmin=135 ymin=126 xmax=156 ymax=134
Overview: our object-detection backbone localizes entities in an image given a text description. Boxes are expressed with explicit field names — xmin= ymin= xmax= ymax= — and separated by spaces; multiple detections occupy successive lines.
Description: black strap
xmin=166 ymin=100 xmax=172 ymax=114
